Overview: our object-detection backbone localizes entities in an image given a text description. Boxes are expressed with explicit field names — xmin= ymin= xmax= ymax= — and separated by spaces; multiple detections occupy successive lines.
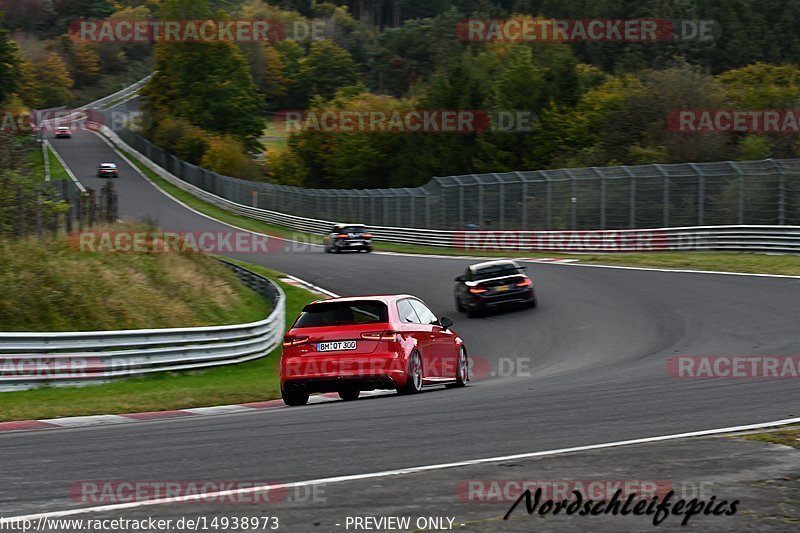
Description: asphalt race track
xmin=2 ymin=128 xmax=799 ymax=524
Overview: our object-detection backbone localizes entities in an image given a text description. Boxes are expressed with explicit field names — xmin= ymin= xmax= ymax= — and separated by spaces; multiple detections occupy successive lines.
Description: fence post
xmin=589 ymin=168 xmax=605 ymax=230
xmin=516 ymin=172 xmax=528 ymax=230
xmin=426 ymin=192 xmax=431 ymax=228
xmin=456 ymin=178 xmax=465 ymax=228
xmin=542 ymin=173 xmax=553 ymax=229
xmin=76 ymin=189 xmax=82 ymax=231
xmin=656 ymin=164 xmax=669 ymax=227
xmin=728 ymin=162 xmax=745 ymax=224
xmin=772 ymin=160 xmax=787 ymax=225
xmin=567 ymin=170 xmax=577 ymax=230
xmin=396 ymin=193 xmax=402 ymax=227
xmin=61 ymin=180 xmax=72 ymax=234
xmin=623 ymin=167 xmax=636 ymax=229
xmin=42 ymin=141 xmax=50 ymax=182
xmin=87 ymin=188 xmax=97 ymax=227
xmin=691 ymin=163 xmax=704 ymax=225
xmin=495 ymin=174 xmax=505 ymax=230
xmin=477 ymin=179 xmax=484 ymax=229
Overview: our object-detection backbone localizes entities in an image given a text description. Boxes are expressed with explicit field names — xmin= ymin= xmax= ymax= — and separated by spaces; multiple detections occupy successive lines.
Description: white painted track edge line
xmin=281 ymin=275 xmax=340 ymax=298
xmin=47 ymin=140 xmax=86 ymax=193
xmin=562 ymin=260 xmax=800 ymax=279
xmin=4 ymin=416 xmax=800 ymax=522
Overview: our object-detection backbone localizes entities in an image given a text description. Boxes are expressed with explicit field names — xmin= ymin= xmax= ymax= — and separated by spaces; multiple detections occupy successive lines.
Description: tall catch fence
xmin=111 ymin=120 xmax=799 ymax=231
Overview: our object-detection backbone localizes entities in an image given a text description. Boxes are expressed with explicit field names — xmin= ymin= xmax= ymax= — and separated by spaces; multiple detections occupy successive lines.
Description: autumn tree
xmin=19 ymin=52 xmax=74 ymax=108
xmin=0 ymin=15 xmax=20 ymax=106
xmin=143 ymin=0 xmax=265 ymax=150
xmin=288 ymin=40 xmax=360 ymax=107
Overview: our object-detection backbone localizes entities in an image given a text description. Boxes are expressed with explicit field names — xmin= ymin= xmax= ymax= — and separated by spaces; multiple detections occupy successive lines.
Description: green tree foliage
xmin=287 ymin=39 xmax=360 ymax=107
xmin=263 ymin=45 xmax=289 ymax=103
xmin=719 ymin=63 xmax=800 ymax=158
xmin=719 ymin=63 xmax=800 ymax=108
xmin=143 ymin=0 xmax=264 ymax=150
xmin=201 ymin=135 xmax=264 ymax=179
xmin=250 ymin=44 xmax=290 ymax=109
xmin=19 ymin=53 xmax=74 ymax=108
xmin=114 ymin=0 xmax=800 ymax=190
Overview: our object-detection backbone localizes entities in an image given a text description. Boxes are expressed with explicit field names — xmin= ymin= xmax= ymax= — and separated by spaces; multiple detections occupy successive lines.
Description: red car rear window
xmin=294 ymin=301 xmax=388 ymax=328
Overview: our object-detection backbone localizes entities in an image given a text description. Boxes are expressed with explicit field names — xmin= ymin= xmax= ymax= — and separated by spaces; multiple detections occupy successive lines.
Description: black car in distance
xmin=454 ymin=259 xmax=537 ymax=317
xmin=323 ymin=224 xmax=373 ymax=253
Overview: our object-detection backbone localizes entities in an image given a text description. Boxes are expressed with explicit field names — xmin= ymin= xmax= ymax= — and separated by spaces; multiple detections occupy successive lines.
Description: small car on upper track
xmin=280 ymin=295 xmax=468 ymax=406
xmin=54 ymin=126 xmax=72 ymax=139
xmin=323 ymin=223 xmax=373 ymax=253
xmin=454 ymin=259 xmax=536 ymax=317
xmin=97 ymin=162 xmax=118 ymax=178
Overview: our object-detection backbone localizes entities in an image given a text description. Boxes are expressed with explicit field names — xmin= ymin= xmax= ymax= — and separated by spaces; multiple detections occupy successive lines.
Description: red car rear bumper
xmin=281 ymin=352 xmax=408 ymax=392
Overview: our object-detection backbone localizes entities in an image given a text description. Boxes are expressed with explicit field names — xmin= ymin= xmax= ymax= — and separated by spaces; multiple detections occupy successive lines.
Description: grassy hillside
xmin=0 ymin=261 xmax=316 ymax=422
xmin=0 ymin=225 xmax=270 ymax=332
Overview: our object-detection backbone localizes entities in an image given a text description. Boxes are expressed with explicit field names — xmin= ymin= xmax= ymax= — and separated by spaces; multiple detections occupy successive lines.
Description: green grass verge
xmin=739 ymin=426 xmax=800 ymax=448
xmin=261 ymin=118 xmax=291 ymax=154
xmin=0 ymin=259 xmax=317 ymax=422
xmin=47 ymin=144 xmax=70 ymax=181
xmin=117 ymin=146 xmax=800 ymax=277
xmin=26 ymin=143 xmax=45 ymax=181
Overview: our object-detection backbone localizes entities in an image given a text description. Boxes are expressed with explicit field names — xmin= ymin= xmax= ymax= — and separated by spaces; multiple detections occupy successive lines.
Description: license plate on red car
xmin=316 ymin=340 xmax=357 ymax=352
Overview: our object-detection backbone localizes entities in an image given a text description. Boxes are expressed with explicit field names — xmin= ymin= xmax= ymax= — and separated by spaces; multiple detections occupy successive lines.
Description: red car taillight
xmin=363 ymin=233 xmax=373 ymax=238
xmin=336 ymin=233 xmax=349 ymax=239
xmin=516 ymin=278 xmax=533 ymax=287
xmin=469 ymin=287 xmax=488 ymax=294
xmin=361 ymin=331 xmax=398 ymax=341
xmin=282 ymin=335 xmax=309 ymax=347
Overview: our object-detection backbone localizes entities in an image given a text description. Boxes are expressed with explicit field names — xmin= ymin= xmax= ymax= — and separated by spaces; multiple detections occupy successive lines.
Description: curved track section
xmin=1 ymin=129 xmax=798 ymax=517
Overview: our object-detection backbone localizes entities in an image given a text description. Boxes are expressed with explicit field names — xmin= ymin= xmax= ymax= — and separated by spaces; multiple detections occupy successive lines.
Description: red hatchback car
xmin=280 ymin=295 xmax=468 ymax=406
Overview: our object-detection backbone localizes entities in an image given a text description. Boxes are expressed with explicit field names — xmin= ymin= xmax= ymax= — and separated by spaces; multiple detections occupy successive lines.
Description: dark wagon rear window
xmin=472 ymin=263 xmax=522 ymax=280
xmin=294 ymin=301 xmax=388 ymax=328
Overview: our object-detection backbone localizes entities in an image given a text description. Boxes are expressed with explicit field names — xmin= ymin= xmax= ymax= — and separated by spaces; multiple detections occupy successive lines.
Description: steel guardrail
xmin=0 ymin=261 xmax=285 ymax=391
